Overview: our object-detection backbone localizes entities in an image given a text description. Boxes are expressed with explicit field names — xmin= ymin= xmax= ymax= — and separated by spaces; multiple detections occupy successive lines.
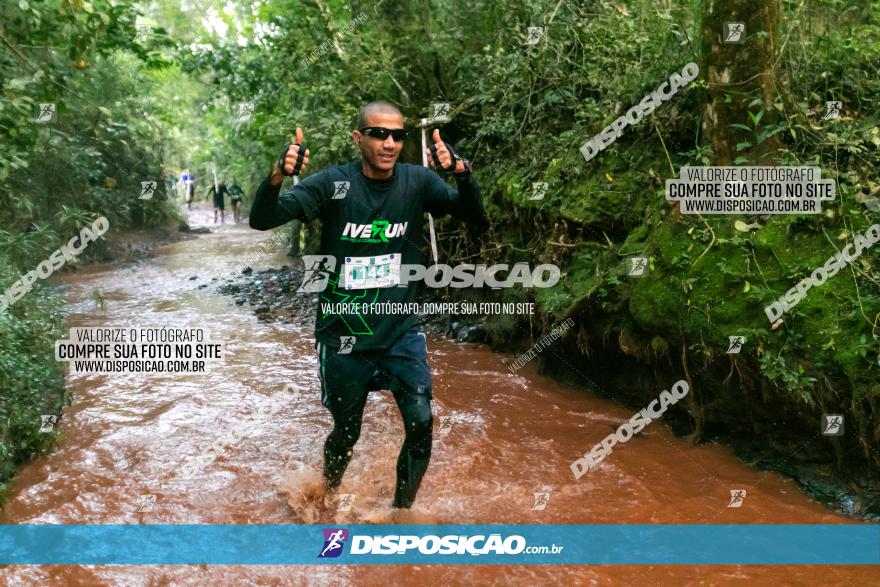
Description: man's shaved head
xmin=355 ymin=101 xmax=404 ymax=129
xmin=352 ymin=100 xmax=406 ymax=179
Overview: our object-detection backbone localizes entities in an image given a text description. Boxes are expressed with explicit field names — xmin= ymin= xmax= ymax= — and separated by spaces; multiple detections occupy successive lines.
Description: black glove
xmin=278 ymin=143 xmax=307 ymax=176
xmin=429 ymin=142 xmax=458 ymax=173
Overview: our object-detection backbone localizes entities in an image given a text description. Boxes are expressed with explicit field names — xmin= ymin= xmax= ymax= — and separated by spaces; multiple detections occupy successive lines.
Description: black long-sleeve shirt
xmin=250 ymin=160 xmax=487 ymax=351
xmin=208 ymin=183 xmax=229 ymax=205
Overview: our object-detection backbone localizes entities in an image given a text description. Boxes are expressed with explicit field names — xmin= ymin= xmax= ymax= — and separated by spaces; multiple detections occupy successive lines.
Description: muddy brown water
xmin=0 ymin=205 xmax=874 ymax=586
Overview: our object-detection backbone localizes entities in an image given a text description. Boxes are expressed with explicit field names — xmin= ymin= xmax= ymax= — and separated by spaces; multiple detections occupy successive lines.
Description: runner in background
xmin=207 ymin=180 xmax=229 ymax=224
xmin=229 ymin=178 xmax=245 ymax=223
xmin=181 ymin=167 xmax=196 ymax=210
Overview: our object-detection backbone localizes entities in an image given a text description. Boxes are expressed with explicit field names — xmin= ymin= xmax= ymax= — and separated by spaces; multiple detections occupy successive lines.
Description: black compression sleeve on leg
xmin=392 ymin=394 xmax=433 ymax=508
xmin=324 ymin=417 xmax=361 ymax=490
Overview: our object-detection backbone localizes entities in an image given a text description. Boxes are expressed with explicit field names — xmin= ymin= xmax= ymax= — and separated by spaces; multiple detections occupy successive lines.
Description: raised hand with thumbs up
xmin=425 ymin=128 xmax=472 ymax=176
xmin=271 ymin=127 xmax=311 ymax=185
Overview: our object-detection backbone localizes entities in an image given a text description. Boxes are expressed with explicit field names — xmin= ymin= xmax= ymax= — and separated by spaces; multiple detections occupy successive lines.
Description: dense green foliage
xmin=0 ymin=0 xmax=183 ymax=495
xmin=178 ymin=0 xmax=880 ymax=464
xmin=0 ymin=252 xmax=65 ymax=493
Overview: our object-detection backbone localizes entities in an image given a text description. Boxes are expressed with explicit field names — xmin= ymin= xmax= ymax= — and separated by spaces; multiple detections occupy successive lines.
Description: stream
xmin=0 ymin=205 xmax=873 ymax=586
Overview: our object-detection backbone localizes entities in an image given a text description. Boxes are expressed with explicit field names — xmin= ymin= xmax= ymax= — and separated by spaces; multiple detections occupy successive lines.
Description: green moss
xmin=628 ymin=274 xmax=683 ymax=331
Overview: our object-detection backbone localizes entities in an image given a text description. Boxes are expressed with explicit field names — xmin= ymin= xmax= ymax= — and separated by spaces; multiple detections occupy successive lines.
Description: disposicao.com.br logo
xmin=318 ymin=528 xmax=349 ymax=558
xmin=318 ymin=528 xmax=563 ymax=558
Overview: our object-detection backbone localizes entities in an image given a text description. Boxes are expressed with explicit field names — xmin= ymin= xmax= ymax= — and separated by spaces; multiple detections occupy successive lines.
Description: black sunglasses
xmin=360 ymin=127 xmax=408 ymax=142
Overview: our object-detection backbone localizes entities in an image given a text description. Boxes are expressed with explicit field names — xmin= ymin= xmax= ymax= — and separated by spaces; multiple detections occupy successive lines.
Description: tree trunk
xmin=701 ymin=0 xmax=782 ymax=165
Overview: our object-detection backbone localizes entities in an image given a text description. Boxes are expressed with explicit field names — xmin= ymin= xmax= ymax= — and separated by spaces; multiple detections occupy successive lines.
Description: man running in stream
xmin=249 ymin=100 xmax=487 ymax=509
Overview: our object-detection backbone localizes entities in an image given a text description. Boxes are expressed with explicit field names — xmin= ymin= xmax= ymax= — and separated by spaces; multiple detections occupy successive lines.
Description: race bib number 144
xmin=341 ymin=253 xmax=401 ymax=289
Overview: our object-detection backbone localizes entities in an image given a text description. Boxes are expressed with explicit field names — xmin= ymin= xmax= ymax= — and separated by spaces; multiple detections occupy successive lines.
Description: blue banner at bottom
xmin=0 ymin=524 xmax=877 ymax=565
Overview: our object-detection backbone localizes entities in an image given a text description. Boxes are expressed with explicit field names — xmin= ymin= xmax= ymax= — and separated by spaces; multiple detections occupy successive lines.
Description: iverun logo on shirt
xmin=341 ymin=220 xmax=408 ymax=243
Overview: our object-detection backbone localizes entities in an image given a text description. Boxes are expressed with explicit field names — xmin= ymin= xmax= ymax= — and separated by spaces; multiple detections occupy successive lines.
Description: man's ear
xmin=351 ymin=130 xmax=362 ymax=146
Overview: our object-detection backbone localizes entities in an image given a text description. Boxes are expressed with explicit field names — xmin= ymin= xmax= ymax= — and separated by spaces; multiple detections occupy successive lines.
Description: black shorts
xmin=231 ymin=197 xmax=242 ymax=206
xmin=213 ymin=197 xmax=224 ymax=210
xmin=316 ymin=328 xmax=432 ymax=413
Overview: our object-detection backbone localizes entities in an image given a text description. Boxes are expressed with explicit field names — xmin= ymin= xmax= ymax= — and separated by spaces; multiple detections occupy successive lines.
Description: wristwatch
xmin=453 ymin=159 xmax=472 ymax=177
